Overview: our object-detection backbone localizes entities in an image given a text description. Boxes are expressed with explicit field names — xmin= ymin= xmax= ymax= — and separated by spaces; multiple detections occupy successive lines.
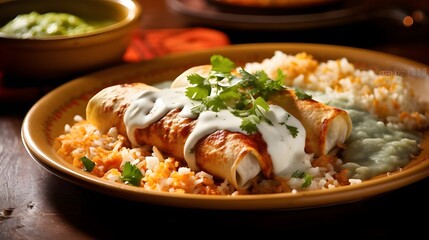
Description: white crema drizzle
xmin=123 ymin=87 xmax=312 ymax=177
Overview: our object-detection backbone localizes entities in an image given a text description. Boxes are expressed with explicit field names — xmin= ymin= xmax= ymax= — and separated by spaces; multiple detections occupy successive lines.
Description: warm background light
xmin=403 ymin=15 xmax=414 ymax=27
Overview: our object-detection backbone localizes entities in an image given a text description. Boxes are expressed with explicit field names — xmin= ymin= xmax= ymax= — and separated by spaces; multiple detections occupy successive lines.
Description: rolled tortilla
xmin=171 ymin=64 xmax=211 ymax=89
xmin=194 ymin=129 xmax=273 ymax=189
xmin=172 ymin=65 xmax=352 ymax=157
xmin=270 ymin=90 xmax=352 ymax=156
xmin=86 ymin=83 xmax=273 ymax=189
xmin=86 ymin=83 xmax=158 ymax=136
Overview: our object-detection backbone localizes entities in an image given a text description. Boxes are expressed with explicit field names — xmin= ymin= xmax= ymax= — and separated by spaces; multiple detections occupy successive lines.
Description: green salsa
xmin=0 ymin=11 xmax=97 ymax=38
xmin=340 ymin=107 xmax=421 ymax=179
xmin=312 ymin=92 xmax=421 ymax=180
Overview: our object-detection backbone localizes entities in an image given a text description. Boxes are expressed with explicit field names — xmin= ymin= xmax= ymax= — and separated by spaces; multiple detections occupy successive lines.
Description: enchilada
xmin=85 ymin=55 xmax=352 ymax=189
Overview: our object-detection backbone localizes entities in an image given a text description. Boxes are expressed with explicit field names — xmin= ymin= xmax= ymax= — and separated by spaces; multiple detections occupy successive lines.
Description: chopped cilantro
xmin=292 ymin=170 xmax=313 ymax=188
xmin=80 ymin=156 xmax=95 ymax=172
xmin=285 ymin=124 xmax=299 ymax=138
xmin=295 ymin=88 xmax=312 ymax=100
xmin=240 ymin=69 xmax=284 ymax=100
xmin=185 ymin=54 xmax=299 ymax=136
xmin=120 ymin=162 xmax=143 ymax=186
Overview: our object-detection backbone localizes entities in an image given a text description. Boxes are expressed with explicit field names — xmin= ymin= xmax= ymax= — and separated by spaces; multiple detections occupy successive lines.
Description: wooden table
xmin=2 ymin=1 xmax=429 ymax=238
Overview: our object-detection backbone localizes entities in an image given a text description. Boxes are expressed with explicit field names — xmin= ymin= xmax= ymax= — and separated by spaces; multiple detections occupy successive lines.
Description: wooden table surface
xmin=2 ymin=0 xmax=429 ymax=238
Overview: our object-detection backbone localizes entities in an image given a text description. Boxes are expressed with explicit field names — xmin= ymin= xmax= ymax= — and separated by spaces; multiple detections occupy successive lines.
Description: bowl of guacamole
xmin=1 ymin=11 xmax=101 ymax=38
xmin=0 ymin=0 xmax=142 ymax=81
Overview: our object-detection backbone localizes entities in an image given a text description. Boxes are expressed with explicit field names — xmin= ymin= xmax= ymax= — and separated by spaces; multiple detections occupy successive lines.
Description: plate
xmin=166 ymin=0 xmax=410 ymax=30
xmin=21 ymin=43 xmax=429 ymax=210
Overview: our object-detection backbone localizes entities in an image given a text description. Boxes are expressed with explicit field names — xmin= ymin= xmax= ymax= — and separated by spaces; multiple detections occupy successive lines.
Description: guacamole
xmin=0 ymin=11 xmax=96 ymax=38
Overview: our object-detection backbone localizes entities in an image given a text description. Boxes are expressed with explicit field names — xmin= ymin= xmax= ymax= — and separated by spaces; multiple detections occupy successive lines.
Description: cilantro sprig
xmin=185 ymin=54 xmax=300 ymax=135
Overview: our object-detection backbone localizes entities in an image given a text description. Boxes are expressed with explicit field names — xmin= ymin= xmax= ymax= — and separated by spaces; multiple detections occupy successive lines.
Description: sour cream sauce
xmin=124 ymin=87 xmax=312 ymax=177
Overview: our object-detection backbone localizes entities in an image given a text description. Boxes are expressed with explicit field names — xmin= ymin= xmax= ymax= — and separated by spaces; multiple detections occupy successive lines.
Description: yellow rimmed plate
xmin=21 ymin=43 xmax=429 ymax=210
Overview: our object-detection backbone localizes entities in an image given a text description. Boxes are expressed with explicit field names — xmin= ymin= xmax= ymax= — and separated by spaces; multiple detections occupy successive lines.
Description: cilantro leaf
xmin=285 ymin=124 xmax=298 ymax=138
xmin=187 ymin=73 xmax=206 ymax=85
xmin=295 ymin=88 xmax=312 ymax=100
xmin=120 ymin=162 xmax=143 ymax=186
xmin=204 ymin=95 xmax=227 ymax=112
xmin=240 ymin=115 xmax=261 ymax=134
xmin=80 ymin=156 xmax=95 ymax=172
xmin=275 ymin=68 xmax=286 ymax=83
xmin=233 ymin=96 xmax=272 ymax=133
xmin=291 ymin=170 xmax=313 ymax=188
xmin=211 ymin=54 xmax=235 ymax=73
xmin=239 ymin=69 xmax=284 ymax=100
xmin=254 ymin=96 xmax=270 ymax=112
xmin=185 ymin=84 xmax=210 ymax=100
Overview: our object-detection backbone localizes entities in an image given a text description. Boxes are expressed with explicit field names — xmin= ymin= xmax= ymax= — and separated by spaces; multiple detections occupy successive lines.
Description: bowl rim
xmin=0 ymin=0 xmax=142 ymax=41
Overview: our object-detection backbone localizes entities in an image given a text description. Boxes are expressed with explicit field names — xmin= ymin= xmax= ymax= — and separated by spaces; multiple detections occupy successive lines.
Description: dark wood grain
xmin=1 ymin=0 xmax=429 ymax=239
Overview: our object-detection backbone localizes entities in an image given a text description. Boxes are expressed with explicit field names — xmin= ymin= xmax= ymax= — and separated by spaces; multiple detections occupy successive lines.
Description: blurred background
xmin=1 ymin=0 xmax=428 ymax=103
xmin=153 ymin=0 xmax=429 ymax=63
